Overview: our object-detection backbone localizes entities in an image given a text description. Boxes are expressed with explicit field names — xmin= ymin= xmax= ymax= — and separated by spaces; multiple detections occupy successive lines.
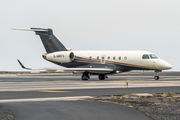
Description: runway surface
xmin=0 ymin=73 xmax=179 ymax=120
xmin=3 ymin=101 xmax=152 ymax=120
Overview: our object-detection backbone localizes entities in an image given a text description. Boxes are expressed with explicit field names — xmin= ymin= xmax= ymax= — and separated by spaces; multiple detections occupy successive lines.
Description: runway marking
xmin=0 ymin=96 xmax=93 ymax=103
xmin=0 ymin=85 xmax=73 ymax=89
xmin=38 ymin=90 xmax=72 ymax=93
xmin=105 ymin=77 xmax=180 ymax=82
xmin=12 ymin=90 xmax=72 ymax=93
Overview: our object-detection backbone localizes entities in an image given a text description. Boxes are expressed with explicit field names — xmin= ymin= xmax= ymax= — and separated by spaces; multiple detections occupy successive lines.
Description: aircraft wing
xmin=17 ymin=60 xmax=113 ymax=74
xmin=59 ymin=68 xmax=113 ymax=74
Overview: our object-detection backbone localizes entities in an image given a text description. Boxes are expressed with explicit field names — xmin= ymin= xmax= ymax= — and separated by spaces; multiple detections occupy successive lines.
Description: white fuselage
xmin=45 ymin=50 xmax=172 ymax=71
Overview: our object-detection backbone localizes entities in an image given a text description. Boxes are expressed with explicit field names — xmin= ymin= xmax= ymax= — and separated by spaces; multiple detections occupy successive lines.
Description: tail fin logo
xmin=44 ymin=42 xmax=58 ymax=48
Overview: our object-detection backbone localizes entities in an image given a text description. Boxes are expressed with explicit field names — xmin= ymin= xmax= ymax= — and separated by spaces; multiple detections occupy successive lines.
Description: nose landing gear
xmin=154 ymin=76 xmax=159 ymax=80
xmin=154 ymin=70 xmax=161 ymax=80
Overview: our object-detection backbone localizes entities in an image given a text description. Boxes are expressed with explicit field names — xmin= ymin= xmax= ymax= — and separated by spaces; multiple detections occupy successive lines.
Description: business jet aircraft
xmin=13 ymin=28 xmax=172 ymax=80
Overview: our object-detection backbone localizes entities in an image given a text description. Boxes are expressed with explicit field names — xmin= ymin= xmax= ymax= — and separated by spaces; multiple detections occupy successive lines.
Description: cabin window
xmin=150 ymin=54 xmax=158 ymax=59
xmin=118 ymin=56 xmax=121 ymax=60
xmin=107 ymin=56 xmax=110 ymax=60
xmin=97 ymin=56 xmax=99 ymax=60
xmin=89 ymin=56 xmax=92 ymax=60
xmin=142 ymin=54 xmax=149 ymax=59
xmin=102 ymin=56 xmax=105 ymax=60
xmin=113 ymin=56 xmax=116 ymax=60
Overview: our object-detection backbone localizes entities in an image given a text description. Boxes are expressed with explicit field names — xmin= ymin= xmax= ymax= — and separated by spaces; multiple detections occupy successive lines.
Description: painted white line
xmin=1 ymin=83 xmax=180 ymax=92
xmin=0 ymin=96 xmax=93 ymax=103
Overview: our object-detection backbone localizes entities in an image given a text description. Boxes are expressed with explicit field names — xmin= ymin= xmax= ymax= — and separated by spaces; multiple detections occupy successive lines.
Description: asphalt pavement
xmin=2 ymin=101 xmax=153 ymax=120
xmin=0 ymin=73 xmax=180 ymax=120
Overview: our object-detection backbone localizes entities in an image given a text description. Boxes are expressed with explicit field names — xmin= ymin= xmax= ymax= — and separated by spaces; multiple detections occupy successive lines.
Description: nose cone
xmin=163 ymin=62 xmax=172 ymax=70
xmin=158 ymin=59 xmax=172 ymax=70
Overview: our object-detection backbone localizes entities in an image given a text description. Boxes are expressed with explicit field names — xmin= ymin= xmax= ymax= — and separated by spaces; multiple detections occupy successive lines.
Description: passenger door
xmin=101 ymin=55 xmax=106 ymax=64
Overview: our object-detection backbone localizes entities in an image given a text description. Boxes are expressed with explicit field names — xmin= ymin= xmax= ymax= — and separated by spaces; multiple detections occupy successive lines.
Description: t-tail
xmin=12 ymin=28 xmax=67 ymax=53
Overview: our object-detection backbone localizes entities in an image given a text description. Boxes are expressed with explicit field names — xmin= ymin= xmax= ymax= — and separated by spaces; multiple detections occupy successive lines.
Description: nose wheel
xmin=154 ymin=70 xmax=161 ymax=80
xmin=154 ymin=76 xmax=159 ymax=80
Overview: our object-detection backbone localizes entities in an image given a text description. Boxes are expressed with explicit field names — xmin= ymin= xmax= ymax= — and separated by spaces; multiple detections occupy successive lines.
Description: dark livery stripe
xmin=74 ymin=56 xmax=155 ymax=70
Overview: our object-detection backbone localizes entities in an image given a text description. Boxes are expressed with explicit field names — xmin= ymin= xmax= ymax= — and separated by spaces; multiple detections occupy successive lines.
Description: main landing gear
xmin=81 ymin=72 xmax=107 ymax=81
xmin=98 ymin=75 xmax=106 ymax=80
xmin=154 ymin=70 xmax=161 ymax=80
xmin=81 ymin=72 xmax=90 ymax=80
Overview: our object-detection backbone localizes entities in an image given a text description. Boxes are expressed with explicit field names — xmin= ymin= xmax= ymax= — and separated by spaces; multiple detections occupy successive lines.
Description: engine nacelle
xmin=43 ymin=51 xmax=74 ymax=63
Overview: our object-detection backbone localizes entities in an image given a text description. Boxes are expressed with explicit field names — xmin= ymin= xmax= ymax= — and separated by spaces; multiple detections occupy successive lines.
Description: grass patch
xmin=176 ymin=109 xmax=180 ymax=112
xmin=163 ymin=92 xmax=176 ymax=97
xmin=5 ymin=114 xmax=14 ymax=118
xmin=158 ymin=98 xmax=163 ymax=101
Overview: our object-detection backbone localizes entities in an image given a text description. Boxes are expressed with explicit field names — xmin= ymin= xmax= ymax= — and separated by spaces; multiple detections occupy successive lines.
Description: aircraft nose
xmin=162 ymin=60 xmax=172 ymax=70
xmin=156 ymin=59 xmax=172 ymax=70
xmin=164 ymin=62 xmax=172 ymax=70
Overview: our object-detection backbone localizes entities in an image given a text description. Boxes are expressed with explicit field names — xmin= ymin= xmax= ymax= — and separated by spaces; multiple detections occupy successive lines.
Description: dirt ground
xmin=84 ymin=93 xmax=180 ymax=120
xmin=0 ymin=105 xmax=14 ymax=120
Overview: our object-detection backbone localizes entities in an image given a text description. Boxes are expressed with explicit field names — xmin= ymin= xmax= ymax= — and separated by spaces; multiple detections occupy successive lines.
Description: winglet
xmin=17 ymin=59 xmax=32 ymax=70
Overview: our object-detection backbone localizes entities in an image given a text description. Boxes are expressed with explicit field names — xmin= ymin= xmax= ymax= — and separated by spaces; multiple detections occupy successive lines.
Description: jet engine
xmin=43 ymin=51 xmax=74 ymax=63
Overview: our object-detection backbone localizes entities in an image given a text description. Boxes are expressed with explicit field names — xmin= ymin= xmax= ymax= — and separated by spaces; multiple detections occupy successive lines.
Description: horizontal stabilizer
xmin=17 ymin=59 xmax=32 ymax=70
xmin=12 ymin=28 xmax=48 ymax=32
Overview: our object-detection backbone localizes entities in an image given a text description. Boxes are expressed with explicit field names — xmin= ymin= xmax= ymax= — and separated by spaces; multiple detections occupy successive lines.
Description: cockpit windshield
xmin=149 ymin=54 xmax=158 ymax=59
xmin=142 ymin=54 xmax=149 ymax=59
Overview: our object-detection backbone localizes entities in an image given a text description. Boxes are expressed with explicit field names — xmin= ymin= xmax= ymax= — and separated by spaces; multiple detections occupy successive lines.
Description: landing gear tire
xmin=154 ymin=70 xmax=161 ymax=80
xmin=81 ymin=75 xmax=89 ymax=80
xmin=99 ymin=75 xmax=106 ymax=80
xmin=82 ymin=72 xmax=90 ymax=80
xmin=154 ymin=76 xmax=159 ymax=80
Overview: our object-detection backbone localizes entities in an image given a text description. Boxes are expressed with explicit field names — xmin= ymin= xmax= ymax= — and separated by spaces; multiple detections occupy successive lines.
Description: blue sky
xmin=0 ymin=0 xmax=180 ymax=71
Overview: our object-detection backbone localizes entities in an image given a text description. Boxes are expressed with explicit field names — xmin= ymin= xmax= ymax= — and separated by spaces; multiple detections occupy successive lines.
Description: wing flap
xmin=62 ymin=68 xmax=113 ymax=74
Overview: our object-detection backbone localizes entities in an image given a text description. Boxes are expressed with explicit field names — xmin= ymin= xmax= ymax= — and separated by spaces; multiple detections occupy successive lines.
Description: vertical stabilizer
xmin=31 ymin=28 xmax=67 ymax=53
